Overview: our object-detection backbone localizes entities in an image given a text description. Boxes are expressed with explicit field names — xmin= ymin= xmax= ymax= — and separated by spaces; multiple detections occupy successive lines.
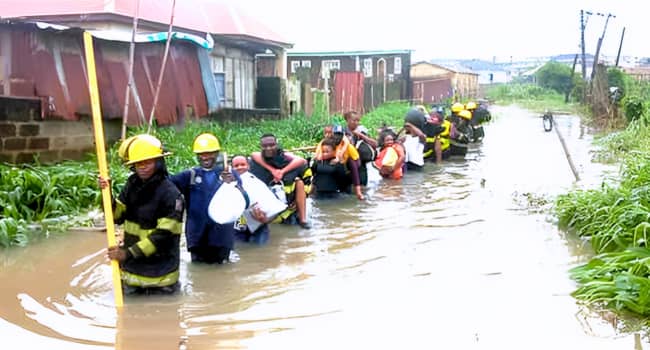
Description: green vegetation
xmin=0 ymin=102 xmax=410 ymax=248
xmin=485 ymin=83 xmax=580 ymax=115
xmin=486 ymin=62 xmax=650 ymax=319
xmin=548 ymin=66 xmax=650 ymax=319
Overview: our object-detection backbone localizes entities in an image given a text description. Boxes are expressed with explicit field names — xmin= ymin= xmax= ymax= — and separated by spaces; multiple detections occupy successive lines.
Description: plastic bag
xmin=239 ymin=173 xmax=287 ymax=231
xmin=208 ymin=182 xmax=247 ymax=224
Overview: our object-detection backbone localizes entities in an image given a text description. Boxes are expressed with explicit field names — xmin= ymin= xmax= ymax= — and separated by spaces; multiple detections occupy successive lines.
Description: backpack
xmin=356 ymin=139 xmax=377 ymax=163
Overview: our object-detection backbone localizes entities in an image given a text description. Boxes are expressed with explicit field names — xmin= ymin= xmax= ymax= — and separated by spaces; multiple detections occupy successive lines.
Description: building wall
xmin=0 ymin=23 xmax=208 ymax=126
xmin=454 ymin=73 xmax=479 ymax=99
xmin=410 ymin=63 xmax=479 ymax=100
xmin=284 ymin=52 xmax=411 ymax=111
xmin=287 ymin=53 xmax=409 ymax=90
xmin=412 ymin=78 xmax=453 ymax=104
xmin=0 ymin=96 xmax=121 ymax=164
xmin=210 ymin=46 xmax=255 ymax=109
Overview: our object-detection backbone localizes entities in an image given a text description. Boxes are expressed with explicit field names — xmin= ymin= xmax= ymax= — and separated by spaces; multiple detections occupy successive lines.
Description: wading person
xmin=311 ymin=138 xmax=348 ymax=199
xmin=231 ymin=155 xmax=272 ymax=244
xmin=249 ymin=133 xmax=312 ymax=228
xmin=100 ymin=134 xmax=184 ymax=295
xmin=170 ymin=133 xmax=241 ymax=264
xmin=343 ymin=111 xmax=377 ymax=187
xmin=374 ymin=129 xmax=405 ymax=180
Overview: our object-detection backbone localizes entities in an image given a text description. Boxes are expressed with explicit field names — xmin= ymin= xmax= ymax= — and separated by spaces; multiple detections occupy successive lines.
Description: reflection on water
xmin=0 ymin=106 xmax=645 ymax=349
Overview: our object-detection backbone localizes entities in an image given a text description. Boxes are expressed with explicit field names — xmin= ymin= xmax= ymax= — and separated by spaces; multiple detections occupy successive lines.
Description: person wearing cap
xmin=99 ymin=134 xmax=184 ymax=295
xmin=169 ymin=133 xmax=242 ymax=264
xmin=314 ymin=124 xmax=364 ymax=200
xmin=314 ymin=124 xmax=352 ymax=164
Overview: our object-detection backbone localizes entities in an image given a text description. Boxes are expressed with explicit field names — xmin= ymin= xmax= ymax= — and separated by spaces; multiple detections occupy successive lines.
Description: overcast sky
xmin=236 ymin=0 xmax=646 ymax=63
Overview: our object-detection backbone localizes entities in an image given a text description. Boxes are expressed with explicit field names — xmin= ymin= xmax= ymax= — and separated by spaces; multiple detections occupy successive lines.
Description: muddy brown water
xmin=1 ymin=105 xmax=646 ymax=349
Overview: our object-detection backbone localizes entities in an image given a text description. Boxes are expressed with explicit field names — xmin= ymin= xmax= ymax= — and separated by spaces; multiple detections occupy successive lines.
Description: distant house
xmin=410 ymin=62 xmax=479 ymax=103
xmin=0 ymin=0 xmax=290 ymax=163
xmin=458 ymin=60 xmax=511 ymax=85
xmin=622 ymin=67 xmax=650 ymax=81
xmin=258 ymin=49 xmax=412 ymax=113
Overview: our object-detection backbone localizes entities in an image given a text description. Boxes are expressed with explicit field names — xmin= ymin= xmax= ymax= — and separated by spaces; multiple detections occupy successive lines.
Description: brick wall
xmin=0 ymin=97 xmax=121 ymax=164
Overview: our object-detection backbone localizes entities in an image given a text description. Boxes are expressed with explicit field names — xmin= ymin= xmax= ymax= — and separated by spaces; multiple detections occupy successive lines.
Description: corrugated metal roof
xmin=287 ymin=49 xmax=412 ymax=57
xmin=0 ymin=0 xmax=291 ymax=48
xmin=422 ymin=61 xmax=478 ymax=75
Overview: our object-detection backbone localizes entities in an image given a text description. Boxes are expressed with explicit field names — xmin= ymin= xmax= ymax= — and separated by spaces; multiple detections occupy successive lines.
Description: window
xmin=301 ymin=60 xmax=311 ymax=68
xmin=211 ymin=56 xmax=224 ymax=72
xmin=394 ymin=57 xmax=402 ymax=74
xmin=321 ymin=59 xmax=340 ymax=78
xmin=363 ymin=58 xmax=373 ymax=78
xmin=290 ymin=61 xmax=300 ymax=73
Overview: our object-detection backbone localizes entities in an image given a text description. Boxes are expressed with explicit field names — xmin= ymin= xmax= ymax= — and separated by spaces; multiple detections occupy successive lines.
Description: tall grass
xmin=485 ymin=83 xmax=580 ymax=114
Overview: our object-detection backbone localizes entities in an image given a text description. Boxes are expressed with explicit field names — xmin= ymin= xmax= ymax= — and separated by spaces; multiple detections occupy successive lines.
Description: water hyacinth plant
xmin=557 ymin=148 xmax=650 ymax=318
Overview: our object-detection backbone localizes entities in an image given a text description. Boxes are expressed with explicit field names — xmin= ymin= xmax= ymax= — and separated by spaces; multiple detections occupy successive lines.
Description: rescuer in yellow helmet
xmin=100 ymin=133 xmax=184 ymax=295
xmin=170 ymin=132 xmax=244 ymax=264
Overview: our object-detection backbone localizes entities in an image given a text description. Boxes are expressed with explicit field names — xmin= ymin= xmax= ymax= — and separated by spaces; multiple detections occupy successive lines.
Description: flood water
xmin=1 ymin=105 xmax=646 ymax=349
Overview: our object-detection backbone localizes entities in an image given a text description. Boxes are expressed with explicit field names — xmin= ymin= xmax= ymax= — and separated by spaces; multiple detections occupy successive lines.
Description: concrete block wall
xmin=0 ymin=99 xmax=121 ymax=164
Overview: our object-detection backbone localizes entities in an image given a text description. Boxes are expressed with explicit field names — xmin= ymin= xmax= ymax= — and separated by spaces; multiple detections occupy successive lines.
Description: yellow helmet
xmin=125 ymin=134 xmax=170 ymax=165
xmin=451 ymin=102 xmax=464 ymax=113
xmin=465 ymin=101 xmax=477 ymax=110
xmin=118 ymin=135 xmax=139 ymax=162
xmin=458 ymin=110 xmax=472 ymax=120
xmin=192 ymin=133 xmax=221 ymax=153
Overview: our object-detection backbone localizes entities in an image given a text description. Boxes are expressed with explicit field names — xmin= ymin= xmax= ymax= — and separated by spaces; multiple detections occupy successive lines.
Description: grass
xmin=485 ymin=83 xmax=583 ymax=115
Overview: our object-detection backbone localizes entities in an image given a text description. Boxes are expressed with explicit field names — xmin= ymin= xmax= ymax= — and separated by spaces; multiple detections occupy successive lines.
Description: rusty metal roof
xmin=0 ymin=0 xmax=292 ymax=48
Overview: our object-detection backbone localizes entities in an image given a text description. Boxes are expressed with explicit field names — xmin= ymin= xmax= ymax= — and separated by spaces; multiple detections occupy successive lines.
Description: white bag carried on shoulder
xmin=208 ymin=182 xmax=248 ymax=224
xmin=239 ymin=172 xmax=287 ymax=231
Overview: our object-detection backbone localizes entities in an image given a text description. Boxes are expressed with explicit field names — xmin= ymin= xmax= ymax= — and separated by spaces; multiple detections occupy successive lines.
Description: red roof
xmin=0 ymin=0 xmax=290 ymax=47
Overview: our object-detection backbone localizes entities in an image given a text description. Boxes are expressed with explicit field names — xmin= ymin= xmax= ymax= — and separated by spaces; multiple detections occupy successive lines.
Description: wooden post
xmin=147 ymin=0 xmax=177 ymax=132
xmin=121 ymin=0 xmax=140 ymax=140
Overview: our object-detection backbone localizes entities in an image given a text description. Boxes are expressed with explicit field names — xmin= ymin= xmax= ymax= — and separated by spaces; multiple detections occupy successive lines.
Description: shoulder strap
xmin=190 ymin=168 xmax=196 ymax=185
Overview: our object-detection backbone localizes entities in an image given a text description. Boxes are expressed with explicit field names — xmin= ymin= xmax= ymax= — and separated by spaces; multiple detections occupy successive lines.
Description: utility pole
xmin=566 ymin=54 xmax=578 ymax=103
xmin=580 ymin=10 xmax=588 ymax=81
xmin=591 ymin=13 xmax=615 ymax=81
xmin=615 ymin=27 xmax=625 ymax=67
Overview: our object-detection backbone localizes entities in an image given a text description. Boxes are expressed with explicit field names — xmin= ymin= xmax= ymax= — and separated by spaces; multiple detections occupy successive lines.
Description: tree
xmin=535 ymin=61 xmax=573 ymax=95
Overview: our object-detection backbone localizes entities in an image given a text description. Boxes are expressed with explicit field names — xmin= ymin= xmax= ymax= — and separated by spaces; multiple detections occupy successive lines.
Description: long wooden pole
xmin=83 ymin=32 xmax=124 ymax=308
xmin=147 ymin=0 xmax=177 ymax=132
xmin=550 ymin=113 xmax=581 ymax=182
xmin=121 ymin=0 xmax=141 ymax=140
